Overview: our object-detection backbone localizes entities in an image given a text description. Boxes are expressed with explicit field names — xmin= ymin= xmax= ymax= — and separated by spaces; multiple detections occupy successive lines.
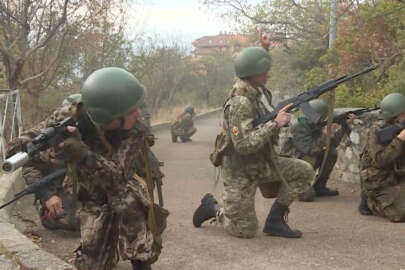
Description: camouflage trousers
xmin=74 ymin=181 xmax=155 ymax=270
xmin=301 ymin=148 xmax=338 ymax=187
xmin=171 ymin=127 xmax=197 ymax=141
xmin=367 ymin=181 xmax=405 ymax=222
xmin=218 ymin=157 xmax=314 ymax=238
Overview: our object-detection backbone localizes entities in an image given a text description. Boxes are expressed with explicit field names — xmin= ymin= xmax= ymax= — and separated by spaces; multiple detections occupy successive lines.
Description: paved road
xmin=10 ymin=113 xmax=405 ymax=270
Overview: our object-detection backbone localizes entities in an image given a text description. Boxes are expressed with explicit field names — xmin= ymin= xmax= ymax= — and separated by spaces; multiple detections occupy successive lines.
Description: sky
xmin=130 ymin=0 xmax=231 ymax=44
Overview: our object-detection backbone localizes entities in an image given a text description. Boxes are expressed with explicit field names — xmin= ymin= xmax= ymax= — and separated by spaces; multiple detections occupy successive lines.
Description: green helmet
xmin=62 ymin=93 xmax=82 ymax=107
xmin=234 ymin=47 xmax=271 ymax=78
xmin=380 ymin=93 xmax=405 ymax=121
xmin=184 ymin=105 xmax=195 ymax=115
xmin=81 ymin=67 xmax=144 ymax=125
xmin=309 ymin=99 xmax=328 ymax=120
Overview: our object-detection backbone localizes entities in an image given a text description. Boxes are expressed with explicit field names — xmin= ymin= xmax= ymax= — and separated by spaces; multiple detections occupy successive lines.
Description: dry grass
xmin=151 ymin=105 xmax=213 ymax=124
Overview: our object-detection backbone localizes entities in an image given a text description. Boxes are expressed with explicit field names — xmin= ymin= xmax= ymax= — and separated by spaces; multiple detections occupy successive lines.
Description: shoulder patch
xmin=232 ymin=126 xmax=240 ymax=136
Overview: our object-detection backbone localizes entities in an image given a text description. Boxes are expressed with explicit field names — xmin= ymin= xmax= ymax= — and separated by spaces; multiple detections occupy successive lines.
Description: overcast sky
xmin=131 ymin=0 xmax=231 ymax=44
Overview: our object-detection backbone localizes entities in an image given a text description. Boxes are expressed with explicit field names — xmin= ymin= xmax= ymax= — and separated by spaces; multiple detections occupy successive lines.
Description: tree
xmin=0 ymin=0 xmax=71 ymax=90
xmin=0 ymin=0 xmax=133 ymax=124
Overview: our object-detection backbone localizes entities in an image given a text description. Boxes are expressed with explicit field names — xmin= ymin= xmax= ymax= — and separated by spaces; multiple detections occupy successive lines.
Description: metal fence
xmin=0 ymin=89 xmax=22 ymax=161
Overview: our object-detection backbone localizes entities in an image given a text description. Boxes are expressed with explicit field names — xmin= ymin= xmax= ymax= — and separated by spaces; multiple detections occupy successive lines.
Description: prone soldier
xmin=359 ymin=93 xmax=405 ymax=222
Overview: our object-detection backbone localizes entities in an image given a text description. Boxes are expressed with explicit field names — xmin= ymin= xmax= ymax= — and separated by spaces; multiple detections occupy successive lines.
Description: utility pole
xmin=329 ymin=0 xmax=338 ymax=48
xmin=320 ymin=0 xmax=339 ymax=179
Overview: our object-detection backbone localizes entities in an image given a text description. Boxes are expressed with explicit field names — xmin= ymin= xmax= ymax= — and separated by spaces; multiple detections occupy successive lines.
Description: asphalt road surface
xmin=10 ymin=113 xmax=405 ymax=270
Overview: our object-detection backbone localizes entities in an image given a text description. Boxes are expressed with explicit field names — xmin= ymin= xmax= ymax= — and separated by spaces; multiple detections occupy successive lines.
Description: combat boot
xmin=131 ymin=260 xmax=151 ymax=270
xmin=180 ymin=136 xmax=192 ymax=143
xmin=298 ymin=187 xmax=316 ymax=202
xmin=171 ymin=133 xmax=178 ymax=143
xmin=358 ymin=192 xmax=373 ymax=216
xmin=314 ymin=186 xmax=339 ymax=196
xmin=313 ymin=176 xmax=339 ymax=197
xmin=193 ymin=193 xmax=220 ymax=227
xmin=263 ymin=200 xmax=302 ymax=238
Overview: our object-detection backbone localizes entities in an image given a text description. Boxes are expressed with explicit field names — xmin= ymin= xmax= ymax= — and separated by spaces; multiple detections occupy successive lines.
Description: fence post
xmin=0 ymin=89 xmax=22 ymax=161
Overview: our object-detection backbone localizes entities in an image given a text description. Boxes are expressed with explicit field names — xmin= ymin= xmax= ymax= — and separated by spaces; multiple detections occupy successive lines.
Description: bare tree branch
xmin=25 ymin=0 xmax=69 ymax=58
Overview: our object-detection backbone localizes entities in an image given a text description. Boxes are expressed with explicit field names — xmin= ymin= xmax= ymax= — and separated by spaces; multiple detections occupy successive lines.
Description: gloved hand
xmin=56 ymin=126 xmax=88 ymax=163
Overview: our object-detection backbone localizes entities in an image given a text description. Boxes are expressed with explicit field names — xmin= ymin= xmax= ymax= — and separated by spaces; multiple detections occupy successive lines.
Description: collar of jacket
xmin=297 ymin=116 xmax=310 ymax=129
xmin=231 ymin=78 xmax=262 ymax=100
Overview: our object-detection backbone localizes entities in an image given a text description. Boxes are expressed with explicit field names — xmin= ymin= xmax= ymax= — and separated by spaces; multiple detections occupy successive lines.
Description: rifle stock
xmin=376 ymin=120 xmax=405 ymax=144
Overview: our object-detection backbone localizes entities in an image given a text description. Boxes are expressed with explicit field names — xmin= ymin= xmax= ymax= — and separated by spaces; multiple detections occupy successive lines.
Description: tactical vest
xmin=209 ymin=79 xmax=274 ymax=167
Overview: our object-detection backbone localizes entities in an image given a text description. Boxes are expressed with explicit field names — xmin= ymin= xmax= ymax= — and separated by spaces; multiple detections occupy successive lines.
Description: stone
xmin=349 ymin=132 xmax=360 ymax=145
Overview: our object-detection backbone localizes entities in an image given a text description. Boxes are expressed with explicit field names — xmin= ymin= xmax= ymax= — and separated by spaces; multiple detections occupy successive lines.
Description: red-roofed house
xmin=192 ymin=33 xmax=251 ymax=57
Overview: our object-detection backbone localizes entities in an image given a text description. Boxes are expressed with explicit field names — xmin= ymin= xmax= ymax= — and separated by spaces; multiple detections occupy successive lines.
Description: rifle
xmin=252 ymin=65 xmax=378 ymax=127
xmin=376 ymin=120 xmax=405 ymax=144
xmin=0 ymin=169 xmax=66 ymax=210
xmin=2 ymin=108 xmax=92 ymax=173
xmin=318 ymin=107 xmax=380 ymax=128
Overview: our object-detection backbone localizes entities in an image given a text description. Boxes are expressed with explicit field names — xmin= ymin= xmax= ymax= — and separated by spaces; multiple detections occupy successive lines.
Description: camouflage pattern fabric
xmin=216 ymin=78 xmax=314 ymax=238
xmin=171 ymin=111 xmax=197 ymax=139
xmin=6 ymin=100 xmax=81 ymax=231
xmin=360 ymin=120 xmax=405 ymax=222
xmin=282 ymin=117 xmax=344 ymax=182
xmin=72 ymin=127 xmax=156 ymax=269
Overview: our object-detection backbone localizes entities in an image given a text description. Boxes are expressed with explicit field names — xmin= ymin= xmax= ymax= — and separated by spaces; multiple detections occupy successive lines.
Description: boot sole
xmin=316 ymin=193 xmax=339 ymax=197
xmin=263 ymin=229 xmax=302 ymax=238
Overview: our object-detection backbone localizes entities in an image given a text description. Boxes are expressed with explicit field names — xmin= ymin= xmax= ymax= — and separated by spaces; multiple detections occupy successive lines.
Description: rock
xmin=349 ymin=132 xmax=360 ymax=145
xmin=332 ymin=109 xmax=379 ymax=184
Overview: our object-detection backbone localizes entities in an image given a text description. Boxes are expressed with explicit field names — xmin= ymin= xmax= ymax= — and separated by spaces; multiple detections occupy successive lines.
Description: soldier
xmin=282 ymin=99 xmax=351 ymax=202
xmin=6 ymin=94 xmax=83 ymax=231
xmin=171 ymin=105 xmax=197 ymax=143
xmin=47 ymin=67 xmax=160 ymax=269
xmin=359 ymin=92 xmax=405 ymax=222
xmin=193 ymin=32 xmax=315 ymax=239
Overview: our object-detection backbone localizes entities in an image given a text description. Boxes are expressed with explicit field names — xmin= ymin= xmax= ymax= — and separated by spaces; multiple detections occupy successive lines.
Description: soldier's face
xmin=104 ymin=119 xmax=120 ymax=130
xmin=249 ymin=71 xmax=269 ymax=86
xmin=122 ymin=108 xmax=141 ymax=130
xmin=396 ymin=111 xmax=405 ymax=123
xmin=103 ymin=108 xmax=141 ymax=130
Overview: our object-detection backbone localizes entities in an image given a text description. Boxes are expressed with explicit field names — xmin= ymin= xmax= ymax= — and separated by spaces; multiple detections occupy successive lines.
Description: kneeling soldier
xmin=283 ymin=99 xmax=351 ymax=201
xmin=193 ymin=32 xmax=314 ymax=239
xmin=360 ymin=93 xmax=405 ymax=222
xmin=171 ymin=105 xmax=197 ymax=143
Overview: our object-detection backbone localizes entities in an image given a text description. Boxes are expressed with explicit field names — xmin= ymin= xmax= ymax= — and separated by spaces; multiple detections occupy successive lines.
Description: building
xmin=192 ymin=33 xmax=250 ymax=57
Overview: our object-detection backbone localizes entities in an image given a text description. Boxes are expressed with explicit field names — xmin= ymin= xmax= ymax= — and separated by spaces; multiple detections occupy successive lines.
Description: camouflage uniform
xmin=70 ymin=125 xmax=158 ymax=269
xmin=217 ymin=79 xmax=314 ymax=238
xmin=283 ymin=117 xmax=347 ymax=192
xmin=360 ymin=120 xmax=405 ymax=222
xmin=170 ymin=111 xmax=196 ymax=142
xmin=6 ymin=100 xmax=81 ymax=231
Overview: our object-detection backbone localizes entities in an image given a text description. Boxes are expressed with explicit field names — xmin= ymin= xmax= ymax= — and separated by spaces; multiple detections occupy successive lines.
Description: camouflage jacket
xmin=73 ymin=126 xmax=151 ymax=209
xmin=171 ymin=112 xmax=195 ymax=135
xmin=222 ymin=78 xmax=280 ymax=179
xmin=284 ymin=117 xmax=347 ymax=158
xmin=360 ymin=120 xmax=405 ymax=194
xmin=6 ymin=103 xmax=75 ymax=202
